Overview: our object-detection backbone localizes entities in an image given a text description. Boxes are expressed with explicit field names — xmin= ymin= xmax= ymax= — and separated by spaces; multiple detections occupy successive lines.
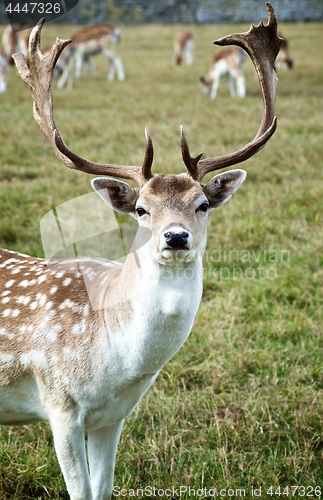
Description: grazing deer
xmin=0 ymin=49 xmax=7 ymax=92
xmin=57 ymin=23 xmax=125 ymax=90
xmin=1 ymin=4 xmax=281 ymax=499
xmin=174 ymin=29 xmax=194 ymax=66
xmin=2 ymin=24 xmax=32 ymax=65
xmin=200 ymin=46 xmax=247 ymax=98
xmin=275 ymin=32 xmax=294 ymax=70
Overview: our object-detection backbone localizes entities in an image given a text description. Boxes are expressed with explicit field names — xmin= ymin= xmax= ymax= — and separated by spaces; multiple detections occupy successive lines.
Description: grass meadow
xmin=0 ymin=18 xmax=322 ymax=499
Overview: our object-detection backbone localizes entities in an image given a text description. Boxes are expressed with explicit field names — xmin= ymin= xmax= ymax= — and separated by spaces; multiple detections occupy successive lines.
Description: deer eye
xmin=196 ymin=202 xmax=209 ymax=213
xmin=136 ymin=207 xmax=148 ymax=217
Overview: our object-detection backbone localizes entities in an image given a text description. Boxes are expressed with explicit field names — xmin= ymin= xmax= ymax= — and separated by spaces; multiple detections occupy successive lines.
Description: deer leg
xmin=184 ymin=42 xmax=193 ymax=66
xmin=86 ymin=56 xmax=97 ymax=77
xmin=57 ymin=61 xmax=73 ymax=90
xmin=74 ymin=52 xmax=83 ymax=79
xmin=49 ymin=409 xmax=92 ymax=500
xmin=230 ymin=68 xmax=246 ymax=97
xmin=228 ymin=73 xmax=236 ymax=97
xmin=87 ymin=420 xmax=124 ymax=500
xmin=210 ymin=75 xmax=220 ymax=99
xmin=236 ymin=74 xmax=246 ymax=97
xmin=107 ymin=58 xmax=115 ymax=81
xmin=104 ymin=52 xmax=125 ymax=81
xmin=0 ymin=77 xmax=6 ymax=93
xmin=114 ymin=55 xmax=125 ymax=81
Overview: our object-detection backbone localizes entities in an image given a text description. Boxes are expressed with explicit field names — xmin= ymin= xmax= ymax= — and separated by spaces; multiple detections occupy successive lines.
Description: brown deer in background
xmin=200 ymin=46 xmax=247 ymax=98
xmin=174 ymin=29 xmax=194 ymax=65
xmin=55 ymin=23 xmax=125 ymax=90
xmin=275 ymin=32 xmax=294 ymax=70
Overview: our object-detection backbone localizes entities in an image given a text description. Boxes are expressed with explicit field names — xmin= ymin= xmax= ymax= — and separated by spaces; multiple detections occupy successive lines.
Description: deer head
xmin=13 ymin=3 xmax=282 ymax=267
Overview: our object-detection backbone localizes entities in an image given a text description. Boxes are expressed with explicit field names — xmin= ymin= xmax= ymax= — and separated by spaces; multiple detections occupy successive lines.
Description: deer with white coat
xmin=0 ymin=4 xmax=281 ymax=499
xmin=200 ymin=46 xmax=247 ymax=98
xmin=57 ymin=23 xmax=125 ymax=90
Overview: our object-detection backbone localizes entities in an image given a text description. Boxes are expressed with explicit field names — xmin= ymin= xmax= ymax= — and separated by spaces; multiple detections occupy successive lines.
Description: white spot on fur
xmin=0 ymin=353 xmax=15 ymax=363
xmin=59 ymin=299 xmax=83 ymax=313
xmin=19 ymin=279 xmax=35 ymax=288
xmin=5 ymin=280 xmax=15 ymax=288
xmin=63 ymin=277 xmax=72 ymax=286
xmin=72 ymin=319 xmax=87 ymax=335
xmin=20 ymin=350 xmax=47 ymax=370
xmin=11 ymin=268 xmax=22 ymax=275
xmin=16 ymin=296 xmax=31 ymax=306
xmin=46 ymin=330 xmax=57 ymax=342
xmin=36 ymin=293 xmax=47 ymax=307
xmin=62 ymin=347 xmax=78 ymax=360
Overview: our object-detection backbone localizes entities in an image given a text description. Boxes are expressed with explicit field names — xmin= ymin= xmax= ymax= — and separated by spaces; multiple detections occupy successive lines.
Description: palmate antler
xmin=13 ymin=3 xmax=282 ymax=186
xmin=181 ymin=2 xmax=282 ymax=181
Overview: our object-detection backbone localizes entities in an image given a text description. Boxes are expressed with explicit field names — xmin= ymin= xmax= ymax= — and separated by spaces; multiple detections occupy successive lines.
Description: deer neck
xmin=99 ymin=239 xmax=204 ymax=372
xmin=116 ymin=231 xmax=204 ymax=312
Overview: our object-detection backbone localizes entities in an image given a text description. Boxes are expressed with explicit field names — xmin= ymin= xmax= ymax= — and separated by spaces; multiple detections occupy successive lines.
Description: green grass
xmin=0 ymin=20 xmax=322 ymax=499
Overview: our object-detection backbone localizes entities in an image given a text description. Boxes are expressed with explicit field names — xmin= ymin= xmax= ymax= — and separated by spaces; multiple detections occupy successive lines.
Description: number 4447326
xmin=267 ymin=485 xmax=321 ymax=497
xmin=6 ymin=3 xmax=61 ymax=14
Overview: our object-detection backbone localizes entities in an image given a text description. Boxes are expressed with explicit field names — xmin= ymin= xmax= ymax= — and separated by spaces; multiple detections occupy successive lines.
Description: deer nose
xmin=164 ymin=230 xmax=189 ymax=249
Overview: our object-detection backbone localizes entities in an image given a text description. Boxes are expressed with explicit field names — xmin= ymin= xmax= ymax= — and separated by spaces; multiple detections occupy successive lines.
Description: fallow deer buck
xmin=1 ymin=4 xmax=281 ymax=499
xmin=200 ymin=46 xmax=247 ymax=98
xmin=57 ymin=23 xmax=125 ymax=90
xmin=174 ymin=29 xmax=194 ymax=66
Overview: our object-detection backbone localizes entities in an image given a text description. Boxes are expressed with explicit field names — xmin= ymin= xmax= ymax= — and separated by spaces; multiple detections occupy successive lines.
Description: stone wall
xmin=0 ymin=0 xmax=322 ymax=26
xmin=65 ymin=0 xmax=323 ymax=24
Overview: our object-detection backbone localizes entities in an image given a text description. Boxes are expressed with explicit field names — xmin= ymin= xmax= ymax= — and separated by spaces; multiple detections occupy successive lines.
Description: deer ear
xmin=203 ymin=169 xmax=246 ymax=208
xmin=91 ymin=178 xmax=139 ymax=213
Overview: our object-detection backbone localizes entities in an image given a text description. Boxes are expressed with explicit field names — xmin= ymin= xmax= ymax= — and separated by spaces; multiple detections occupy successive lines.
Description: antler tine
xmin=180 ymin=126 xmax=204 ymax=180
xmin=142 ymin=128 xmax=154 ymax=182
xmin=13 ymin=19 xmax=71 ymax=166
xmin=13 ymin=19 xmax=152 ymax=187
xmin=189 ymin=3 xmax=282 ymax=182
